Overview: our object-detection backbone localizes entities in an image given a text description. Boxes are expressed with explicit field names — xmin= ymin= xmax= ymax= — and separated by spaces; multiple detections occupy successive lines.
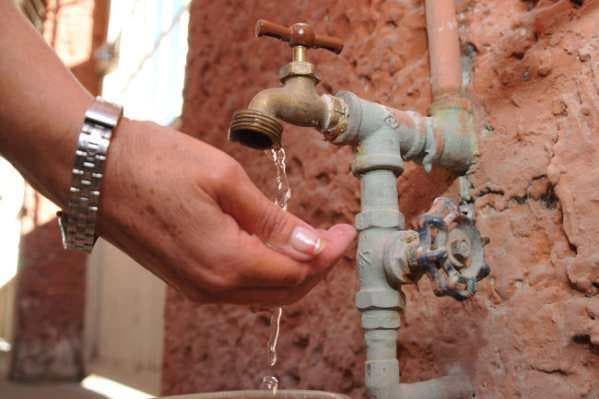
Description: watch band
xmin=58 ymin=98 xmax=123 ymax=252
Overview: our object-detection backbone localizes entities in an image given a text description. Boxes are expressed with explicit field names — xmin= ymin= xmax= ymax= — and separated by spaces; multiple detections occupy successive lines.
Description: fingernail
xmin=290 ymin=226 xmax=324 ymax=256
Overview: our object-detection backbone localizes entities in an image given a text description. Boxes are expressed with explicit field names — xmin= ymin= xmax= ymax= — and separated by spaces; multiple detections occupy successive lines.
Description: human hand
xmin=0 ymin=4 xmax=355 ymax=305
xmin=98 ymin=119 xmax=356 ymax=305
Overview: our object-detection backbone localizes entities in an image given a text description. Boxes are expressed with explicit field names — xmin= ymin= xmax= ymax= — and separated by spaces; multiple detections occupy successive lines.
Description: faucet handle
xmin=256 ymin=19 xmax=344 ymax=55
xmin=416 ymin=197 xmax=491 ymax=301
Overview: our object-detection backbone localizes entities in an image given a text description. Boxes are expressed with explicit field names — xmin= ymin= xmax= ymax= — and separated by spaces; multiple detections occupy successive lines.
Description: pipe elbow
xmin=247 ymin=79 xmax=329 ymax=129
xmin=247 ymin=87 xmax=285 ymax=117
xmin=429 ymin=98 xmax=478 ymax=174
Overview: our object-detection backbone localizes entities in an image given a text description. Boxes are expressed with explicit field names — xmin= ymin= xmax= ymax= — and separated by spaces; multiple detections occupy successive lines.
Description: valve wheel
xmin=416 ymin=197 xmax=490 ymax=301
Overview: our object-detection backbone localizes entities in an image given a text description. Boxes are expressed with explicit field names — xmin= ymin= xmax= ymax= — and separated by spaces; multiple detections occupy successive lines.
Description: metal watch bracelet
xmin=58 ymin=98 xmax=123 ymax=252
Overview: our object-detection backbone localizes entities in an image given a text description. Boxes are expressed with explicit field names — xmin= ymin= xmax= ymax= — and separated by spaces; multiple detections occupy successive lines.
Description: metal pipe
xmin=333 ymin=91 xmax=428 ymax=162
xmin=332 ymin=90 xmax=474 ymax=399
xmin=247 ymin=77 xmax=328 ymax=129
xmin=355 ymin=148 xmax=403 ymax=399
xmin=293 ymin=45 xmax=307 ymax=62
xmin=229 ymin=73 xmax=347 ymax=150
xmin=424 ymin=1 xmax=478 ymax=174
xmin=397 ymin=372 xmax=474 ymax=399
xmin=425 ymin=0 xmax=463 ymax=99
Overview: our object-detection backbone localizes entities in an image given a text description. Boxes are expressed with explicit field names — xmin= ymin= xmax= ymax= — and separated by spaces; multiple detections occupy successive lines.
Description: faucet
xmin=228 ymin=20 xmax=348 ymax=150
xmin=228 ymin=9 xmax=490 ymax=399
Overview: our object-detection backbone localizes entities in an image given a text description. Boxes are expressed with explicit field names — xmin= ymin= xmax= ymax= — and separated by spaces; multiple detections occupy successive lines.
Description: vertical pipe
xmin=357 ymin=174 xmax=401 ymax=399
xmin=354 ymin=125 xmax=404 ymax=399
xmin=425 ymin=0 xmax=463 ymax=98
xmin=425 ymin=0 xmax=476 ymax=174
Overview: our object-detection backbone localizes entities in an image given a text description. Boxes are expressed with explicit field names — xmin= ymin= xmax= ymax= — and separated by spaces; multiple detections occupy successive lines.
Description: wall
xmin=162 ymin=0 xmax=599 ymax=397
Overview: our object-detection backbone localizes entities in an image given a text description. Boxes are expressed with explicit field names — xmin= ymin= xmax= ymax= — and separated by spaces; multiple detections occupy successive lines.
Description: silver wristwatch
xmin=58 ymin=98 xmax=123 ymax=252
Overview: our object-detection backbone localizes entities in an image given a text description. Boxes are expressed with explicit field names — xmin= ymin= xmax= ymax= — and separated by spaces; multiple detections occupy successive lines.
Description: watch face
xmin=57 ymin=212 xmax=69 ymax=250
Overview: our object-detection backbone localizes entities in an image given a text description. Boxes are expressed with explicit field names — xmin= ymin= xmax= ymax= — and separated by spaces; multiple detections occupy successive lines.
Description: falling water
xmin=260 ymin=146 xmax=292 ymax=396
xmin=270 ymin=146 xmax=292 ymax=211
xmin=260 ymin=307 xmax=282 ymax=395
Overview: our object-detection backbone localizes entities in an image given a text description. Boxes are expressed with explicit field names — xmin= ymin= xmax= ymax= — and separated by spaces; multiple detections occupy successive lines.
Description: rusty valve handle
xmin=256 ymin=19 xmax=344 ymax=54
xmin=416 ymin=198 xmax=491 ymax=301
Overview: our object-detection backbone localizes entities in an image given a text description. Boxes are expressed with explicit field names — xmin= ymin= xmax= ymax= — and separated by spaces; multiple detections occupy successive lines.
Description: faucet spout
xmin=248 ymin=77 xmax=324 ymax=128
xmin=229 ymin=74 xmax=343 ymax=150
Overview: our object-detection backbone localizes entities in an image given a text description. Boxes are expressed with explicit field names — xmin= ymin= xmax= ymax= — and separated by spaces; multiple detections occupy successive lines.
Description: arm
xmin=0 ymin=1 xmax=356 ymax=305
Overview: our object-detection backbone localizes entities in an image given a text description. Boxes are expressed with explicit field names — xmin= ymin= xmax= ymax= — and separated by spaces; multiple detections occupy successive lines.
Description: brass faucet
xmin=229 ymin=20 xmax=348 ymax=149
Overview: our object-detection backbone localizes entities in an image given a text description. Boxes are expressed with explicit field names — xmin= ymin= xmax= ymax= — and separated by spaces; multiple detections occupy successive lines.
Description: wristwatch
xmin=58 ymin=98 xmax=123 ymax=252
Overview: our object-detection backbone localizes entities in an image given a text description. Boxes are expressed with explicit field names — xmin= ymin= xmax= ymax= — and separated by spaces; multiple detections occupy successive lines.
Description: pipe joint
xmin=355 ymin=209 xmax=404 ymax=231
xmin=361 ymin=309 xmax=401 ymax=330
xmin=356 ymin=289 xmax=403 ymax=311
xmin=429 ymin=99 xmax=478 ymax=175
xmin=333 ymin=90 xmax=477 ymax=175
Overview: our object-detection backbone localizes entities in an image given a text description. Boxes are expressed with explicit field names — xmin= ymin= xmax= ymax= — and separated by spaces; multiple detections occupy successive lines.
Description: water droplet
xmin=261 ymin=375 xmax=279 ymax=396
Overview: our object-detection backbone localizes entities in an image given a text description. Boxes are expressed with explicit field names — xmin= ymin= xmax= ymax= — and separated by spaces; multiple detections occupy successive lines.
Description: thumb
xmin=218 ymin=170 xmax=348 ymax=261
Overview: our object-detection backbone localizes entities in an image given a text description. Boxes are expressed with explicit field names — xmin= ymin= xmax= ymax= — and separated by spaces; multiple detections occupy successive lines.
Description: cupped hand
xmin=97 ymin=119 xmax=356 ymax=305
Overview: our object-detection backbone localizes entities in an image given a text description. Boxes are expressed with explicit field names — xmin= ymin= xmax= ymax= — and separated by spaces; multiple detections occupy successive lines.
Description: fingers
xmin=312 ymin=224 xmax=357 ymax=269
xmin=203 ymin=157 xmax=357 ymax=304
xmin=179 ymin=223 xmax=356 ymax=305
xmin=218 ymin=167 xmax=353 ymax=262
xmin=232 ymin=223 xmax=356 ymax=289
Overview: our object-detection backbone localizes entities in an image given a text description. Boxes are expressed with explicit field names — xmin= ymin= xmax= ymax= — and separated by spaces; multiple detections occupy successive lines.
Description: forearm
xmin=0 ymin=0 xmax=94 ymax=207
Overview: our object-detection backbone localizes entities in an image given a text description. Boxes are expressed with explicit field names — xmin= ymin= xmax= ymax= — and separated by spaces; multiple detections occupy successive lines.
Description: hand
xmin=98 ymin=119 xmax=356 ymax=305
xmin=0 ymin=3 xmax=356 ymax=306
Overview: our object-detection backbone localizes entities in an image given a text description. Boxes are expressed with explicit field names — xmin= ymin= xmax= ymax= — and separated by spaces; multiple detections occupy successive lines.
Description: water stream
xmin=270 ymin=146 xmax=292 ymax=211
xmin=260 ymin=146 xmax=292 ymax=396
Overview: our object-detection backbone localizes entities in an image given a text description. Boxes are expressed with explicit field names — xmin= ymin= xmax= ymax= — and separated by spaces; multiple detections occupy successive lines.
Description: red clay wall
xmin=162 ymin=1 xmax=599 ymax=397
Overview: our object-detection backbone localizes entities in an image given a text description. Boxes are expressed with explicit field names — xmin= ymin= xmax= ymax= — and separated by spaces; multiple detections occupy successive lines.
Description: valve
xmin=228 ymin=20 xmax=346 ymax=150
xmin=415 ymin=197 xmax=490 ymax=301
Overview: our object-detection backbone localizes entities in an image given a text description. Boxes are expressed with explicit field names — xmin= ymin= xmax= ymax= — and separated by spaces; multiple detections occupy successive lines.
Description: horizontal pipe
xmin=397 ymin=371 xmax=474 ymax=399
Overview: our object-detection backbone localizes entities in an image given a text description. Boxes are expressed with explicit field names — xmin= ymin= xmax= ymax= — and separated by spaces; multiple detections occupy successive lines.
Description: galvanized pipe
xmin=333 ymin=91 xmax=474 ymax=399
xmin=397 ymin=373 xmax=474 ymax=399
xmin=355 ymin=143 xmax=402 ymax=399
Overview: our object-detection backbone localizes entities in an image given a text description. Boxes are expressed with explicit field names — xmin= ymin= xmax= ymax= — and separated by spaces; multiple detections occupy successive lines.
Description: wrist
xmin=94 ymin=116 xmax=134 ymax=238
xmin=58 ymin=98 xmax=123 ymax=251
